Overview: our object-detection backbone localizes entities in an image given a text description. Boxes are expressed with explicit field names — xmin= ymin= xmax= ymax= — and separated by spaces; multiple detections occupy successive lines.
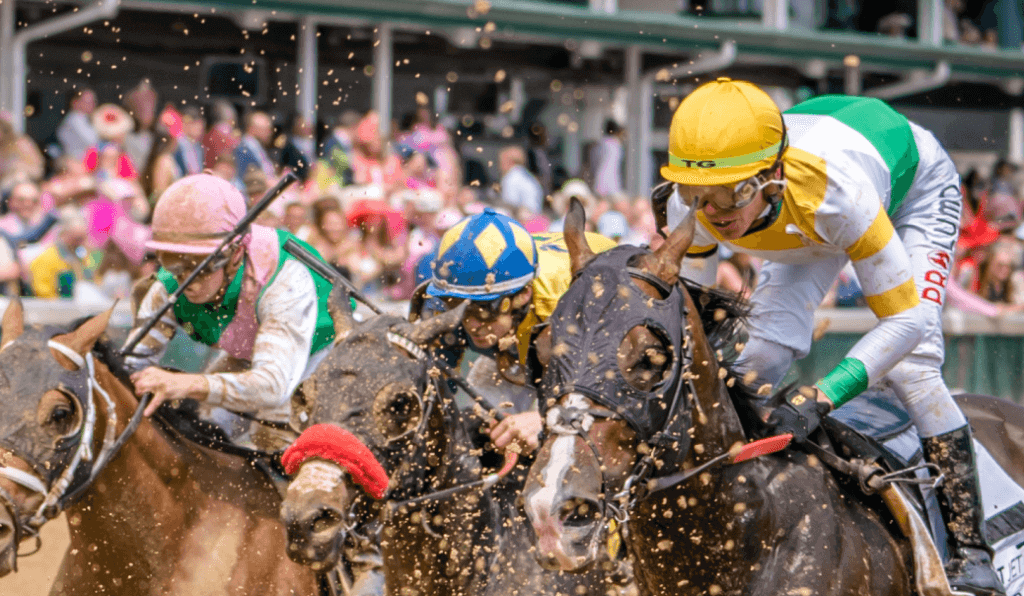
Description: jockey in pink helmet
xmin=124 ymin=174 xmax=338 ymax=451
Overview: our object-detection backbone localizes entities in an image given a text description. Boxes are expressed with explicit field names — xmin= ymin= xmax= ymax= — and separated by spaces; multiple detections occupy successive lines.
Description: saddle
xmin=819 ymin=389 xmax=1024 ymax=596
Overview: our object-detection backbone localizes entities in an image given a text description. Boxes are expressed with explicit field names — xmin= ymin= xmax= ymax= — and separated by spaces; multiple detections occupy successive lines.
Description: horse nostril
xmin=310 ymin=507 xmax=343 ymax=535
xmin=559 ymin=498 xmax=601 ymax=527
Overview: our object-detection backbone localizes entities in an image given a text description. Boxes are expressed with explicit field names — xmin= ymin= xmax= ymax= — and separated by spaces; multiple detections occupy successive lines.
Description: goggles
xmin=701 ymin=175 xmax=787 ymax=212
xmin=159 ymin=246 xmax=236 ymax=284
xmin=441 ymin=294 xmax=515 ymax=323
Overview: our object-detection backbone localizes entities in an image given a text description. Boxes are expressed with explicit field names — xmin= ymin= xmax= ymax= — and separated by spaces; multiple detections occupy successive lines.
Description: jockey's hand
xmin=130 ymin=367 xmax=209 ymax=416
xmin=766 ymin=386 xmax=834 ymax=443
xmin=489 ymin=411 xmax=543 ymax=454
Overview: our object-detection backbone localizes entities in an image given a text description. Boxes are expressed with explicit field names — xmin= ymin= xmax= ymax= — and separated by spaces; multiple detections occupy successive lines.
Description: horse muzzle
xmin=281 ymin=499 xmax=346 ymax=570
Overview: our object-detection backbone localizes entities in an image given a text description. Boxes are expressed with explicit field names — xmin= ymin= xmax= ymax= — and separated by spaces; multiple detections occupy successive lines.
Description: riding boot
xmin=921 ymin=425 xmax=1005 ymax=596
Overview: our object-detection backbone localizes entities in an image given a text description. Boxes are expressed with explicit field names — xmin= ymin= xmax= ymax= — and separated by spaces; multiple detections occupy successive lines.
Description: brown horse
xmin=522 ymin=200 xmax=917 ymax=596
xmin=0 ymin=301 xmax=317 ymax=595
xmin=280 ymin=292 xmax=620 ymax=596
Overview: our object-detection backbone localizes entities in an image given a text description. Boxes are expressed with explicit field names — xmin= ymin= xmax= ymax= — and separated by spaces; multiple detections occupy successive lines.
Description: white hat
xmin=597 ymin=211 xmax=628 ymax=239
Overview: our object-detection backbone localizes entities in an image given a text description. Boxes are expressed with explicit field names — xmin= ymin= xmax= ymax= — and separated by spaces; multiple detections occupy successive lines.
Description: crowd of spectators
xmin=0 ymin=80 xmax=658 ymax=305
xmin=5 ymin=77 xmax=1024 ymax=321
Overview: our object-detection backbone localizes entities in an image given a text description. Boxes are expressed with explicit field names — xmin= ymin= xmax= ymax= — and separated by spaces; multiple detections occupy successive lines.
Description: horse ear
xmin=328 ymin=283 xmax=355 ymax=338
xmin=650 ymin=204 xmax=696 ymax=285
xmin=404 ymin=300 xmax=468 ymax=345
xmin=50 ymin=306 xmax=114 ymax=370
xmin=1 ymin=297 xmax=24 ymax=351
xmin=564 ymin=197 xmax=595 ymax=276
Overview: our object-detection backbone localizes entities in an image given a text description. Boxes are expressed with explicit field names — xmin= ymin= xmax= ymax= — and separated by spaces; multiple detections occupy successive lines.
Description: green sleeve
xmin=816 ymin=357 xmax=869 ymax=408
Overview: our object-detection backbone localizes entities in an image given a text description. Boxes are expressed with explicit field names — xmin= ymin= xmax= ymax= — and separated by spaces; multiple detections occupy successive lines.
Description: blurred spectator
xmin=280 ymin=112 xmax=316 ymax=182
xmin=30 ymin=208 xmax=92 ymax=299
xmin=123 ymin=79 xmax=159 ymax=170
xmin=396 ymin=143 xmax=435 ymax=190
xmin=597 ymin=210 xmax=629 ymax=242
xmin=0 ymin=114 xmax=45 ymax=189
xmin=210 ymin=152 xmax=238 ymax=185
xmin=527 ymin=123 xmax=554 ymax=194
xmin=455 ymin=185 xmax=486 ymax=216
xmin=174 ymin=105 xmax=206 ymax=176
xmin=140 ymin=133 xmax=182 ymax=203
xmin=0 ymin=234 xmax=20 ymax=295
xmin=1 ymin=180 xmax=57 ymax=275
xmin=346 ymin=198 xmax=407 ymax=293
xmin=204 ymin=99 xmax=240 ymax=170
xmin=592 ymin=120 xmax=625 ymax=198
xmin=86 ymin=104 xmax=138 ymax=181
xmin=318 ymin=109 xmax=360 ymax=190
xmin=283 ymin=201 xmax=312 ymax=240
xmin=982 ymin=159 xmax=1021 ymax=232
xmin=351 ymin=111 xmax=401 ymax=190
xmin=963 ymin=239 xmax=1024 ymax=306
xmin=396 ymin=189 xmax=443 ymax=299
xmin=235 ymin=110 xmax=277 ymax=183
xmin=309 ymin=197 xmax=357 ymax=277
xmin=57 ymin=88 xmax=99 ymax=161
xmin=498 ymin=145 xmax=543 ymax=216
xmin=548 ymin=179 xmax=596 ymax=233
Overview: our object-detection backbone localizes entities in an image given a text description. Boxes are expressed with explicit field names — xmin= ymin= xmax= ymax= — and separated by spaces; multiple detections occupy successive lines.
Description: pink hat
xmin=355 ymin=112 xmax=380 ymax=144
xmin=147 ymin=174 xmax=247 ymax=254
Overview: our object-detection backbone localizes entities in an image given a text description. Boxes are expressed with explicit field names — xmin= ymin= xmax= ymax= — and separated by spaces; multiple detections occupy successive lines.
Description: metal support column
xmin=762 ymin=0 xmax=789 ymax=30
xmin=0 ymin=0 xmax=15 ymax=116
xmin=372 ymin=23 xmax=393 ymax=137
xmin=917 ymin=0 xmax=943 ymax=46
xmin=296 ymin=16 xmax=318 ymax=124
xmin=1010 ymin=108 xmax=1024 ymax=165
xmin=624 ymin=45 xmax=642 ymax=196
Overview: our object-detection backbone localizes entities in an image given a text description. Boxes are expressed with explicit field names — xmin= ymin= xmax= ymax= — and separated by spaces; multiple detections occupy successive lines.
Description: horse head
xmin=523 ymin=198 xmax=713 ymax=571
xmin=281 ymin=285 xmax=467 ymax=569
xmin=0 ymin=300 xmax=115 ymax=576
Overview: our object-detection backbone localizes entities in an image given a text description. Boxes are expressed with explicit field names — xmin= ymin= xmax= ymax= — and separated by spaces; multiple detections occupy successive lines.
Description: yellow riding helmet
xmin=661 ymin=78 xmax=786 ymax=187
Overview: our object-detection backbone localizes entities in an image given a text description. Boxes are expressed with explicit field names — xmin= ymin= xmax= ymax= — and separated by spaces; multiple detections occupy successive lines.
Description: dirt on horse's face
xmin=280 ymin=295 xmax=465 ymax=569
xmin=0 ymin=301 xmax=111 ymax=576
xmin=522 ymin=197 xmax=695 ymax=572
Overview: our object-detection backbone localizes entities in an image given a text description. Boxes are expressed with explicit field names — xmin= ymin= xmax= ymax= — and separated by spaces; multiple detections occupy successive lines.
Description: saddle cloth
xmin=826 ymin=389 xmax=1024 ymax=595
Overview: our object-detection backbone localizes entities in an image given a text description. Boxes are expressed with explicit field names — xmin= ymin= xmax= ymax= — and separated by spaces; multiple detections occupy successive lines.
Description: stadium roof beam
xmin=3 ymin=0 xmax=121 ymax=133
xmin=866 ymin=61 xmax=951 ymax=101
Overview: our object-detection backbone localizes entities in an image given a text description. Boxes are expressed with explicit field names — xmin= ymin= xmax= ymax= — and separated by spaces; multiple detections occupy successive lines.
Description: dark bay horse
xmin=280 ymin=291 xmax=618 ymax=596
xmin=0 ymin=301 xmax=317 ymax=595
xmin=522 ymin=200 xmax=916 ymax=596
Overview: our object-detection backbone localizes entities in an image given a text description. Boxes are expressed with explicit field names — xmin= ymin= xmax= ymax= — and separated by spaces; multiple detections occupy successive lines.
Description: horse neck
xmin=683 ymin=291 xmax=746 ymax=464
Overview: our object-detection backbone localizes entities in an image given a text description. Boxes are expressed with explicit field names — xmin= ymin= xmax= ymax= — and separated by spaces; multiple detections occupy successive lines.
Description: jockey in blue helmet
xmin=425 ymin=207 xmax=616 ymax=453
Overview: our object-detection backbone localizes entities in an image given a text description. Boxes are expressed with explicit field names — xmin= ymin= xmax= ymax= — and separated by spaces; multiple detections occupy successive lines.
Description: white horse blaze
xmin=528 ymin=393 xmax=591 ymax=523
xmin=288 ymin=459 xmax=345 ymax=495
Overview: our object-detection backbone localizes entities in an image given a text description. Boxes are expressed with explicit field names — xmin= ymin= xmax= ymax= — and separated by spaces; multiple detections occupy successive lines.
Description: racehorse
xmin=279 ymin=289 xmax=619 ymax=596
xmin=0 ymin=300 xmax=317 ymax=595
xmin=521 ymin=200 xmax=920 ymax=596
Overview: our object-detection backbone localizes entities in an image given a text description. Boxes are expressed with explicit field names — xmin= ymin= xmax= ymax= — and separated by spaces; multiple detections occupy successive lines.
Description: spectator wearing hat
xmin=30 ymin=208 xmax=94 ymax=299
xmin=498 ymin=145 xmax=543 ymax=217
xmin=203 ymin=99 xmax=240 ymax=170
xmin=280 ymin=112 xmax=316 ymax=182
xmin=57 ymin=88 xmax=99 ymax=161
xmin=547 ymin=179 xmax=596 ymax=233
xmin=174 ymin=105 xmax=207 ymax=177
xmin=350 ymin=111 xmax=402 ymax=192
xmin=234 ymin=110 xmax=277 ymax=185
xmin=86 ymin=104 xmax=138 ymax=181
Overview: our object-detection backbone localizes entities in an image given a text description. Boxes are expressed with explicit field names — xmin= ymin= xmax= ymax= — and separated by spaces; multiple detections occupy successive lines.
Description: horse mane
xmin=681 ymin=280 xmax=771 ymax=435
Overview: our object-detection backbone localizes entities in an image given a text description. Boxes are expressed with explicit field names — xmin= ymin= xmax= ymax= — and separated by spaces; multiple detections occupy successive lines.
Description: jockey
xmin=123 ymin=173 xmax=338 ymax=451
xmin=658 ymin=78 xmax=1002 ymax=596
xmin=424 ymin=207 xmax=616 ymax=453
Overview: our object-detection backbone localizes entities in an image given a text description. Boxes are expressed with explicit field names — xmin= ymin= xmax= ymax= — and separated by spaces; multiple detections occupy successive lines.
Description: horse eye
xmin=51 ymin=406 xmax=73 ymax=422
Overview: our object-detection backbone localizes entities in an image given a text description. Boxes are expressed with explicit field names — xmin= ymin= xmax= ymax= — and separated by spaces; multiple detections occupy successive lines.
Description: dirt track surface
xmin=0 ymin=515 xmax=69 ymax=595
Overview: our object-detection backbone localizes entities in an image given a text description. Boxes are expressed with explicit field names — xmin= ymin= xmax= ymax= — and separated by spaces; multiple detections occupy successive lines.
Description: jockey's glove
xmin=766 ymin=387 xmax=833 ymax=443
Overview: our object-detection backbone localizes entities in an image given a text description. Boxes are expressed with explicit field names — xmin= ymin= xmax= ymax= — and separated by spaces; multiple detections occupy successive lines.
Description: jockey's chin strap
xmin=0 ymin=340 xmax=120 ymax=565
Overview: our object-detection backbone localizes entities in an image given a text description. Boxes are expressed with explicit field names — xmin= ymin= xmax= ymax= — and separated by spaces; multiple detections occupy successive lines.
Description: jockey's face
xmin=159 ymin=249 xmax=238 ymax=304
xmin=679 ymin=183 xmax=770 ymax=240
xmin=445 ymin=287 xmax=532 ymax=351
